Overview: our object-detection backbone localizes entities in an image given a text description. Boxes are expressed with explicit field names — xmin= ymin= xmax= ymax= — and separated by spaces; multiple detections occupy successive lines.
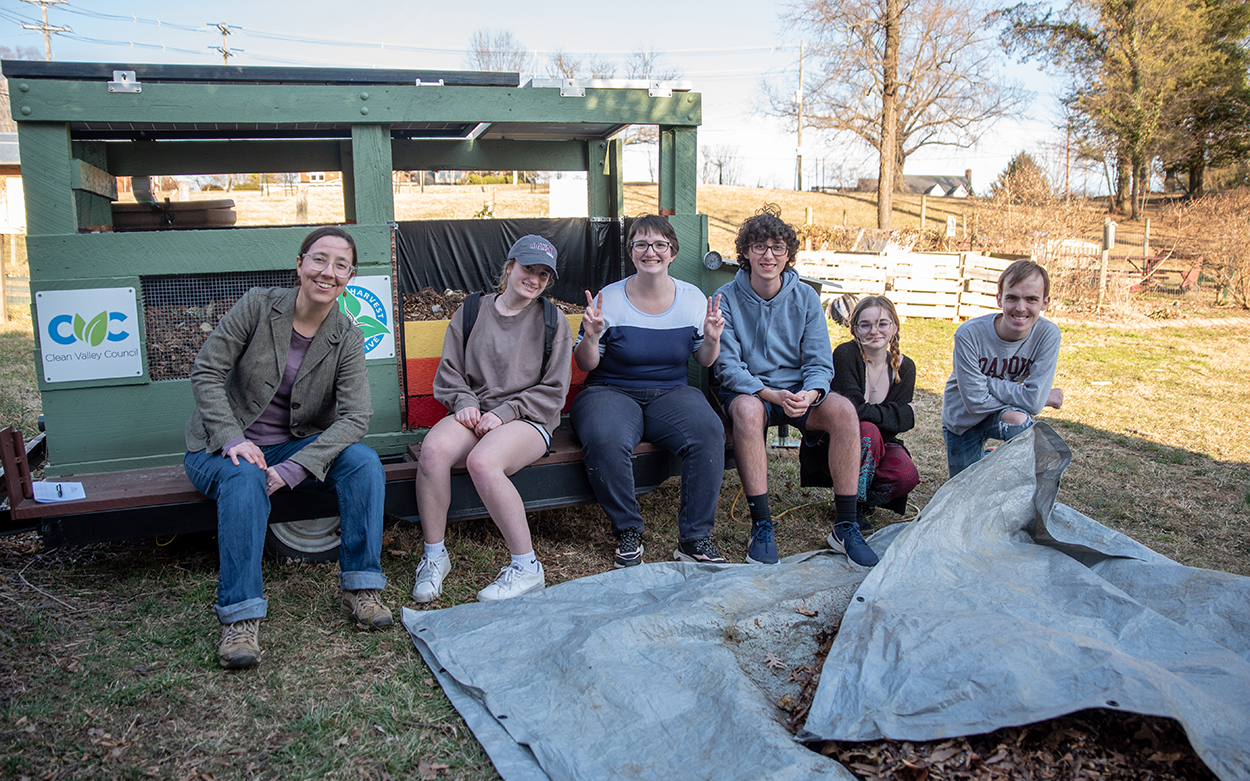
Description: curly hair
xmin=733 ymin=209 xmax=800 ymax=276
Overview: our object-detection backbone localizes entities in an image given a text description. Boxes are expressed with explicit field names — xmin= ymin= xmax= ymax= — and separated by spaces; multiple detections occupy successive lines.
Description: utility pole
xmin=1064 ymin=116 xmax=1072 ymax=201
xmin=19 ymin=0 xmax=70 ymax=61
xmin=209 ymin=23 xmax=239 ymax=66
xmin=795 ymin=40 xmax=804 ymax=192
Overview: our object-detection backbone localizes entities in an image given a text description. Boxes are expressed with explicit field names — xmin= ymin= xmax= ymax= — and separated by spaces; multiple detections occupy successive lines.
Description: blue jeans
xmin=943 ymin=408 xmax=1034 ymax=479
xmin=184 ymin=436 xmax=387 ymax=624
xmin=571 ymin=384 xmax=725 ymax=542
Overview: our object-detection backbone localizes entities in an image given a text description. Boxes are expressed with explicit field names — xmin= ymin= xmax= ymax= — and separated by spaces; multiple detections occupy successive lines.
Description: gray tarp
xmin=404 ymin=424 xmax=1250 ymax=780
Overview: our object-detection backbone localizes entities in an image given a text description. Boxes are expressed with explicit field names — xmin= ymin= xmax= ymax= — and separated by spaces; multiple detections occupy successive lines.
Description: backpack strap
xmin=460 ymin=291 xmax=482 ymax=354
xmin=540 ymin=297 xmax=559 ymax=377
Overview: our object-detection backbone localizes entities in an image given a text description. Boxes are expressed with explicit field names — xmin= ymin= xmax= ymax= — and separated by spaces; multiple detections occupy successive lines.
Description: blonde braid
xmin=888 ymin=332 xmax=902 ymax=384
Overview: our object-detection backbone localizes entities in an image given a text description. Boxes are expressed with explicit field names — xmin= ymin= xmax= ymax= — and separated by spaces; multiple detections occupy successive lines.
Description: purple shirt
xmin=223 ymin=330 xmax=314 ymax=488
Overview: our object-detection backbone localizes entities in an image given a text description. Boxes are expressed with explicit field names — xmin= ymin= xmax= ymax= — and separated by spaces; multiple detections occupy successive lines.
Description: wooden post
xmin=296 ymin=185 xmax=309 ymax=223
xmin=920 ymin=194 xmax=927 ymax=231
xmin=1144 ymin=218 xmax=1151 ymax=258
xmin=0 ymin=233 xmax=8 ymax=323
xmin=804 ymin=206 xmax=812 ymax=251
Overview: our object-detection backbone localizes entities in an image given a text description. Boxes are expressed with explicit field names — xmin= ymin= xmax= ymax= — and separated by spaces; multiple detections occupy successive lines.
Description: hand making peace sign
xmin=582 ymin=290 xmax=606 ymax=340
xmin=703 ymin=293 xmax=724 ymax=343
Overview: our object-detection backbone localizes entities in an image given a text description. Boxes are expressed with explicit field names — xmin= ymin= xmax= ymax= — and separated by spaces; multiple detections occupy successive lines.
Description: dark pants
xmin=858 ymin=422 xmax=920 ymax=508
xmin=571 ymin=384 xmax=725 ymax=543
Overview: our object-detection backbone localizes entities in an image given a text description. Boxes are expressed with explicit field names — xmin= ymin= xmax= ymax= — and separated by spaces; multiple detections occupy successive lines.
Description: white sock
xmin=424 ymin=541 xmax=447 ymax=560
xmin=511 ymin=551 xmax=540 ymax=574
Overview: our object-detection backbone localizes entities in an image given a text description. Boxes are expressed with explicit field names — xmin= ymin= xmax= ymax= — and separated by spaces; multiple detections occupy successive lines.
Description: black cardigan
xmin=831 ymin=340 xmax=916 ymax=444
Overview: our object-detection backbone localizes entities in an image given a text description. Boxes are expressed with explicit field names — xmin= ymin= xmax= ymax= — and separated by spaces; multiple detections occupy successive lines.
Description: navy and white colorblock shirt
xmin=575 ymin=277 xmax=705 ymax=389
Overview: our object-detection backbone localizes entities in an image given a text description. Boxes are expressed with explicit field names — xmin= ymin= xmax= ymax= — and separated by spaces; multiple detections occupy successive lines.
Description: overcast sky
xmin=0 ymin=0 xmax=1075 ymax=193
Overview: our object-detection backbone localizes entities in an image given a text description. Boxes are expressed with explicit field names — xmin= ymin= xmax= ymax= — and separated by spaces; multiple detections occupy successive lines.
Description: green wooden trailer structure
xmin=0 ymin=61 xmax=729 ymax=556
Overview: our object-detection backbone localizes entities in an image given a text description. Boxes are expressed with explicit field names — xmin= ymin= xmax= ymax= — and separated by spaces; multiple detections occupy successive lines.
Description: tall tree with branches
xmin=773 ymin=0 xmax=1023 ymax=229
xmin=999 ymin=0 xmax=1211 ymax=219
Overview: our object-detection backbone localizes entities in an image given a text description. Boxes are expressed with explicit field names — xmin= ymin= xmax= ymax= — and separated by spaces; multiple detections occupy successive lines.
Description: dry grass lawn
xmin=1 ymin=184 xmax=1246 ymax=780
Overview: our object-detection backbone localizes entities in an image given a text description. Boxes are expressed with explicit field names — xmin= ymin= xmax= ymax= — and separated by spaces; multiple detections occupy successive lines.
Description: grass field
xmin=1 ymin=187 xmax=1247 ymax=779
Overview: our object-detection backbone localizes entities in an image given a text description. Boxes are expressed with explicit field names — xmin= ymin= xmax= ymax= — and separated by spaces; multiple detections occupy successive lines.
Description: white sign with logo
xmin=36 ymin=287 xmax=143 ymax=383
xmin=338 ymin=275 xmax=395 ymax=360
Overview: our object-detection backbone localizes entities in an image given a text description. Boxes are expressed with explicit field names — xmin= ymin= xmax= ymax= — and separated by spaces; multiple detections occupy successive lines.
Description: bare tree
xmin=546 ymin=49 xmax=616 ymax=79
xmin=465 ymin=29 xmax=533 ymax=74
xmin=701 ymin=144 xmax=743 ymax=185
xmin=772 ymin=0 xmax=1023 ymax=228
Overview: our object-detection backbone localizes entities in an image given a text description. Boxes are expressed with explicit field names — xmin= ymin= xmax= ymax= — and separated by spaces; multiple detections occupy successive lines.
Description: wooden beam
xmin=72 ymin=158 xmax=118 ymax=200
xmin=16 ymin=123 xmax=76 ymax=236
xmin=26 ymin=225 xmax=393 ymax=279
xmin=350 ymin=124 xmax=394 ymax=225
xmin=12 ymin=82 xmax=702 ymax=127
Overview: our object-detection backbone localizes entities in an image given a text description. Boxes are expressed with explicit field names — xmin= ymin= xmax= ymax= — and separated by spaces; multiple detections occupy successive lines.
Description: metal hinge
xmin=107 ymin=71 xmax=141 ymax=94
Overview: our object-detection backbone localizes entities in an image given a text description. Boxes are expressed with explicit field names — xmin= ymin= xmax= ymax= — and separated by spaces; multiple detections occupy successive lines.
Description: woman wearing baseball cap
xmin=412 ymin=235 xmax=573 ymax=602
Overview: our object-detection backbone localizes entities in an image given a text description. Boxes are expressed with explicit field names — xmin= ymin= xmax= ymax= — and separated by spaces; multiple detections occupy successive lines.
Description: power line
xmin=18 ymin=0 xmax=71 ymax=61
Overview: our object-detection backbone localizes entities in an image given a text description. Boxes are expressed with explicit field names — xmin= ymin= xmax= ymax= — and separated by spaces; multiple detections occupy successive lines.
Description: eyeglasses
xmin=630 ymin=240 xmax=672 ymax=254
xmin=855 ymin=319 xmax=895 ymax=334
xmin=749 ymin=243 xmax=788 ymax=256
xmin=301 ymin=253 xmax=355 ymax=278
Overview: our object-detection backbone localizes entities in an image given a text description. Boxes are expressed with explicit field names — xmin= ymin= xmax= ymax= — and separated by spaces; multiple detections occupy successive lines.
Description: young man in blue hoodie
xmin=714 ymin=212 xmax=878 ymax=567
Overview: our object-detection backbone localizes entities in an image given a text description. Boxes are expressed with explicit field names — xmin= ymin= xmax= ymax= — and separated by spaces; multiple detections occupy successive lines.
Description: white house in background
xmin=858 ymin=170 xmax=974 ymax=197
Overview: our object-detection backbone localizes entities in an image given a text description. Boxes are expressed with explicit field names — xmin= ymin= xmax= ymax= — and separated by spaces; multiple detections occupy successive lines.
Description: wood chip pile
xmin=788 ymin=621 xmax=1216 ymax=780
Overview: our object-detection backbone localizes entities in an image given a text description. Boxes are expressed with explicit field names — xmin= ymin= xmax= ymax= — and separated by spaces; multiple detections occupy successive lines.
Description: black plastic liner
xmin=395 ymin=218 xmax=625 ymax=303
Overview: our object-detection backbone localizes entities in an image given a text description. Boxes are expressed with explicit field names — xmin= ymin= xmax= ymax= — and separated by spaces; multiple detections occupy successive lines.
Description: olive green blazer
xmin=184 ymin=286 xmax=371 ymax=482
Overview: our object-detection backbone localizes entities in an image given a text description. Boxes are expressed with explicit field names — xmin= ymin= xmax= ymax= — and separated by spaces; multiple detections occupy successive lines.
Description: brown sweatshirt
xmin=433 ymin=294 xmax=573 ymax=434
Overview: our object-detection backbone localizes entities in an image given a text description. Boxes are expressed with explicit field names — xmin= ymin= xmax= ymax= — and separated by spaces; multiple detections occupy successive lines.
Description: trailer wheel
xmin=265 ymin=516 xmax=341 ymax=562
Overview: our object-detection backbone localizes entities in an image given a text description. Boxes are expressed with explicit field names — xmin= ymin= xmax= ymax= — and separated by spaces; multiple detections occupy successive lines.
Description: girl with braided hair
xmin=830 ymin=296 xmax=920 ymax=529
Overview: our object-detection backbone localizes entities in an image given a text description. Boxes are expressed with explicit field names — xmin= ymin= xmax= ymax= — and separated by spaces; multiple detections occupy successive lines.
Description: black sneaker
xmin=827 ymin=522 xmax=879 ymax=567
xmin=857 ymin=504 xmax=874 ymax=535
xmin=673 ymin=538 xmax=727 ymax=564
xmin=613 ymin=529 xmax=644 ymax=568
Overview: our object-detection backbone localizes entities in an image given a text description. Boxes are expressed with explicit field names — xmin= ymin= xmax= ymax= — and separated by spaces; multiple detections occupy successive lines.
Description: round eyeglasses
xmin=301 ymin=253 xmax=355 ymax=278
xmin=630 ymin=240 xmax=672 ymax=254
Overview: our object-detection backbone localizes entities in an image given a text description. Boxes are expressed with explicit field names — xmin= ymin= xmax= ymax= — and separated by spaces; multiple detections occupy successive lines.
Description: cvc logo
xmin=47 ymin=311 xmax=131 ymax=347
xmin=338 ymin=286 xmax=389 ymax=353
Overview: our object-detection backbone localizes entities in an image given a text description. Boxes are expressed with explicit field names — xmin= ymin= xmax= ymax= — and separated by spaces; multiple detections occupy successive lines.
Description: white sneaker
xmin=412 ymin=552 xmax=452 ymax=603
xmin=477 ymin=563 xmax=545 ymax=602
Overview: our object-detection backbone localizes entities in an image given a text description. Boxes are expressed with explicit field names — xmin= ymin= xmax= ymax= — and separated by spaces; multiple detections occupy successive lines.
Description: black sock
xmin=834 ymin=494 xmax=858 ymax=528
xmin=746 ymin=493 xmax=771 ymax=525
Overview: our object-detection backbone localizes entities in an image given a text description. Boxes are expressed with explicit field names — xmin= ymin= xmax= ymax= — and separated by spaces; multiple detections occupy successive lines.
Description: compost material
xmin=403 ymin=424 xmax=1248 ymax=780
xmin=402 ymin=289 xmax=584 ymax=322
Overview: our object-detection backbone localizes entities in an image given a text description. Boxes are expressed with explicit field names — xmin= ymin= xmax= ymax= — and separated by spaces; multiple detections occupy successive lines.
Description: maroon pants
xmin=859 ymin=422 xmax=920 ymax=508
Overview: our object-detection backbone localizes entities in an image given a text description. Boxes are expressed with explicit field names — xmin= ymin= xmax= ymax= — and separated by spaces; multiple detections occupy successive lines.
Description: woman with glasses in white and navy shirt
xmin=571 ymin=214 xmax=728 ymax=569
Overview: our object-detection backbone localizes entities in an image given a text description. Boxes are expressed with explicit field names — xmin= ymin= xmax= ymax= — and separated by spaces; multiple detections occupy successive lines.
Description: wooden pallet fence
xmin=887 ymin=253 xmax=962 ymax=320
xmin=958 ymin=253 xmax=1014 ymax=319
xmin=795 ymin=251 xmax=888 ymax=301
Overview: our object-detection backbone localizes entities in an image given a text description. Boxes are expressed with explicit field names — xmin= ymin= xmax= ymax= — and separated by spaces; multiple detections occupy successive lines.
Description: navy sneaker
xmin=745 ymin=519 xmax=779 ymax=565
xmin=613 ymin=528 xmax=644 ymax=568
xmin=673 ymin=538 xmax=727 ymax=564
xmin=827 ymin=522 xmax=879 ymax=567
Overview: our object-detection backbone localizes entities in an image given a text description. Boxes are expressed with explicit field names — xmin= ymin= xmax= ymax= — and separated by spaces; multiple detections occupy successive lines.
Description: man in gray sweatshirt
xmin=715 ymin=212 xmax=877 ymax=567
xmin=942 ymin=259 xmax=1064 ymax=478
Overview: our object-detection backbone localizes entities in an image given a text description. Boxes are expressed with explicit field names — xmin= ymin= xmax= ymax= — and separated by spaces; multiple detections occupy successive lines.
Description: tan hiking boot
xmin=341 ymin=589 xmax=393 ymax=629
xmin=218 ymin=618 xmax=261 ymax=669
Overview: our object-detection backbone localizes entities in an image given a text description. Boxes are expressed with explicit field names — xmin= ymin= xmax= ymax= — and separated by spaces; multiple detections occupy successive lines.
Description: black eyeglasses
xmin=630 ymin=240 xmax=672 ymax=254
xmin=749 ymin=243 xmax=788 ymax=256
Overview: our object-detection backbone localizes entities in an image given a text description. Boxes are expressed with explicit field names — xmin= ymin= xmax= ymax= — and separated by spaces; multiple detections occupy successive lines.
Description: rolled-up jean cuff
xmin=340 ymin=571 xmax=387 ymax=592
xmin=214 ymin=596 xmax=267 ymax=625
